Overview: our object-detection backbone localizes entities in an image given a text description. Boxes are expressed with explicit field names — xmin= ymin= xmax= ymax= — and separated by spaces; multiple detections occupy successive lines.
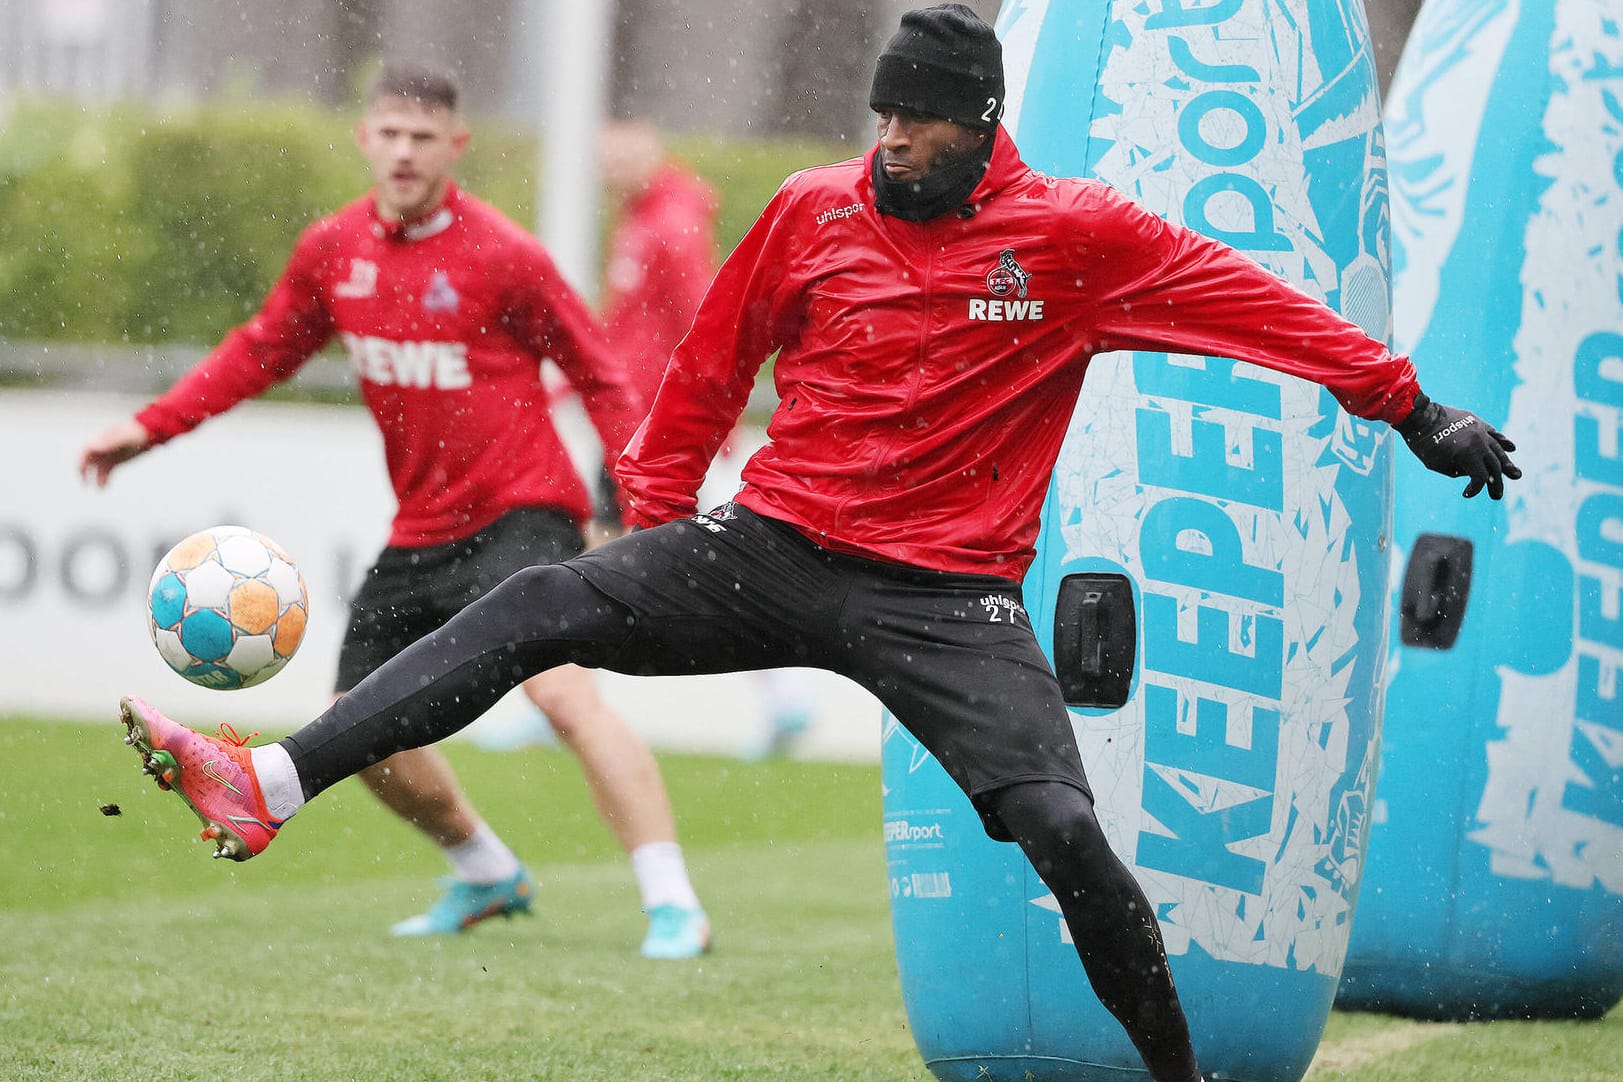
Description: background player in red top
xmin=597 ymin=118 xmax=720 ymax=410
xmin=597 ymin=118 xmax=816 ymax=760
xmin=80 ymin=64 xmax=710 ymax=959
xmin=109 ymin=9 xmax=1519 ymax=1080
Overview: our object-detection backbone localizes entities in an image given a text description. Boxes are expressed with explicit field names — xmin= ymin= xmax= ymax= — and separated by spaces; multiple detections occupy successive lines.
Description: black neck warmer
xmin=872 ymin=136 xmax=994 ymax=222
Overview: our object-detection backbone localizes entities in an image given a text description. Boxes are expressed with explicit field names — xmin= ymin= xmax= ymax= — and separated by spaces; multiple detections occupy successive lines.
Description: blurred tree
xmin=322 ymin=0 xmax=384 ymax=106
xmin=768 ymin=0 xmax=880 ymax=141
xmin=1 ymin=2 xmax=1424 ymax=138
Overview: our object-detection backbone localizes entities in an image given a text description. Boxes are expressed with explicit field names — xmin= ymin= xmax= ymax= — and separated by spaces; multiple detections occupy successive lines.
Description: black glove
xmin=1395 ymin=393 xmax=1521 ymax=499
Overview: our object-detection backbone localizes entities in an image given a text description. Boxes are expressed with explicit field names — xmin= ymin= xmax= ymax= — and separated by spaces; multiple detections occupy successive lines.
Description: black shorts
xmin=573 ymin=504 xmax=1091 ymax=836
xmin=336 ymin=507 xmax=584 ymax=691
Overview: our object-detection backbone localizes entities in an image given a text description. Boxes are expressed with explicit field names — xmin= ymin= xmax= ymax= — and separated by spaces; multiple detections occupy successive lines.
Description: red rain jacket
xmin=137 ymin=184 xmax=643 ymax=547
xmin=618 ymin=128 xmax=1418 ymax=581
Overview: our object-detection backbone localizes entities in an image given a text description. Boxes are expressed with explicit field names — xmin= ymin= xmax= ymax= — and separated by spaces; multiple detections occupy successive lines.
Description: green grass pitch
xmin=1 ymin=717 xmax=1616 ymax=1080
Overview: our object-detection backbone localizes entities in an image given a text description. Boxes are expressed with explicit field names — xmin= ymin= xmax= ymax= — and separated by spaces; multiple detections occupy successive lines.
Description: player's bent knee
xmin=474 ymin=563 xmax=637 ymax=667
xmin=988 ymin=780 xmax=1106 ymax=852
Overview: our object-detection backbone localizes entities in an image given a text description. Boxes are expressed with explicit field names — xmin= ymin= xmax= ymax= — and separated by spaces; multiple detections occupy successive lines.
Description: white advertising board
xmin=0 ymin=388 xmax=880 ymax=760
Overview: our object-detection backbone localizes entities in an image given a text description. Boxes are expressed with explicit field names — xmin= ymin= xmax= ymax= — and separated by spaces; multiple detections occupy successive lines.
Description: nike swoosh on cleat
xmin=227 ymin=814 xmax=277 ymax=832
xmin=200 ymin=759 xmax=243 ymax=795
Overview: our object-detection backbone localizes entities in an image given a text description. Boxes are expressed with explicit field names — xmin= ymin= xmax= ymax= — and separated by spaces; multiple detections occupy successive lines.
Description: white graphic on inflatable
xmin=1030 ymin=0 xmax=1385 ymax=974
xmin=995 ymin=0 xmax=1048 ymax=140
xmin=1449 ymin=5 xmax=1623 ymax=894
xmin=880 ymin=714 xmax=934 ymax=802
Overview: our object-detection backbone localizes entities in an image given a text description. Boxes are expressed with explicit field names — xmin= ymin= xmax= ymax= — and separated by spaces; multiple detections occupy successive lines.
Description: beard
xmin=872 ymin=135 xmax=995 ymax=222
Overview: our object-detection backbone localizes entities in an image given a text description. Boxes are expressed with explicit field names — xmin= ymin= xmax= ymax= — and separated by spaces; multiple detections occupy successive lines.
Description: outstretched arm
xmin=76 ymin=229 xmax=334 ymax=488
xmin=78 ymin=418 xmax=154 ymax=487
xmin=520 ymin=245 xmax=645 ymax=468
xmin=1080 ymin=183 xmax=1521 ymax=498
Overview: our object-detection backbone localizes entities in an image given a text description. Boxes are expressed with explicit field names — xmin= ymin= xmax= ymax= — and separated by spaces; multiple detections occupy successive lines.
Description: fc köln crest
xmin=423 ymin=270 xmax=460 ymax=314
xmin=985 ymin=249 xmax=1031 ymax=298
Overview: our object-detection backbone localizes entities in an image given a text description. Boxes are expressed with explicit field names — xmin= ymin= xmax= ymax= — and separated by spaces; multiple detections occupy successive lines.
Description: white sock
xmin=761 ymin=668 xmax=813 ymax=721
xmin=250 ymin=742 xmax=305 ymax=822
xmin=446 ymin=822 xmax=523 ymax=884
xmin=631 ymin=841 xmax=701 ymax=911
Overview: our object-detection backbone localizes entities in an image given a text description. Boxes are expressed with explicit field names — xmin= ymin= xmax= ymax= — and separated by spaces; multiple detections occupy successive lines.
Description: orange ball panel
xmin=228 ymin=579 xmax=280 ymax=634
xmin=273 ymin=603 xmax=307 ymax=657
xmin=166 ymin=532 xmax=218 ymax=570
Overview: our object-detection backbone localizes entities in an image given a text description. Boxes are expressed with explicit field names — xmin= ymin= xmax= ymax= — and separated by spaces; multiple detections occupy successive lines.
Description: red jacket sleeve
xmin=135 ymin=228 xmax=336 ymax=443
xmin=616 ymin=185 xmax=799 ymax=527
xmin=1078 ymin=183 xmax=1419 ymax=424
xmin=509 ymin=241 xmax=644 ymax=464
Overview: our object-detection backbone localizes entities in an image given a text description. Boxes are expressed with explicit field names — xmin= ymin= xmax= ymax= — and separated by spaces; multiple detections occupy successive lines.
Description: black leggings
xmin=283 ymin=563 xmax=628 ymax=795
xmin=279 ymin=526 xmax=1200 ymax=1082
xmin=989 ymin=782 xmax=1200 ymax=1082
xmin=292 ymin=511 xmax=1094 ymax=825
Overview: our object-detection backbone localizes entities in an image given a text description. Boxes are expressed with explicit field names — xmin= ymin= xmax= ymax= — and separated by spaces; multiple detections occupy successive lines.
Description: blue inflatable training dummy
xmin=883 ymin=1 xmax=1395 ymax=1079
xmin=1337 ymin=0 xmax=1623 ymax=1021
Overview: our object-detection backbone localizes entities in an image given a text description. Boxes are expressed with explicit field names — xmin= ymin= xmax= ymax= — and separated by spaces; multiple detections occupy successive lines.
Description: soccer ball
xmin=147 ymin=525 xmax=309 ymax=690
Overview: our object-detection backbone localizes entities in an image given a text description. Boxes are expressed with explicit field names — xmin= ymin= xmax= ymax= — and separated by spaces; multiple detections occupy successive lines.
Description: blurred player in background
xmin=79 ymin=63 xmax=710 ymax=959
xmin=598 ymin=118 xmax=816 ymax=760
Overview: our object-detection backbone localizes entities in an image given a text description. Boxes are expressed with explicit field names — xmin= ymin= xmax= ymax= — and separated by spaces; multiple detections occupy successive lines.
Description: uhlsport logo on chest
xmin=969 ymin=248 xmax=1043 ymax=321
xmin=333 ymin=258 xmax=379 ymax=299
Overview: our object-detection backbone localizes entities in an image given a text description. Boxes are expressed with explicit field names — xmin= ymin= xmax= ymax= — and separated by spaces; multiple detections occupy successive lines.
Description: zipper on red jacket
xmin=829 ymin=214 xmax=935 ymax=537
xmin=910 ymin=227 xmax=936 ymax=414
xmin=862 ymin=221 xmax=935 ymax=503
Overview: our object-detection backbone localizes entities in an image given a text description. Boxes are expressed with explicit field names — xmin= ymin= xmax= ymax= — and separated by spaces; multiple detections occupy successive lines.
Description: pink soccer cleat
xmin=118 ymin=695 xmax=282 ymax=861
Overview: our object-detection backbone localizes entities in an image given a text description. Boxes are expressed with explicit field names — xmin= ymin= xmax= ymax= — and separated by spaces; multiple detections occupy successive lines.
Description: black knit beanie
xmin=869 ymin=4 xmax=1004 ymax=130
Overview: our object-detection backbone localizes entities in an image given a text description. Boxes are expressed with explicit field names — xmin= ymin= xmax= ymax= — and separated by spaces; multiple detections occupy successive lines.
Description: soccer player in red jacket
xmin=111 ymin=11 xmax=1518 ymax=1081
xmin=81 ymin=64 xmax=710 ymax=959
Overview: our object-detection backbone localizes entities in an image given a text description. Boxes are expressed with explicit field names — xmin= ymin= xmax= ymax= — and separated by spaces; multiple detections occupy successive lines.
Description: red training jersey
xmin=618 ymin=127 xmax=1419 ymax=581
xmin=136 ymin=184 xmax=643 ymax=547
xmin=599 ymin=163 xmax=720 ymax=407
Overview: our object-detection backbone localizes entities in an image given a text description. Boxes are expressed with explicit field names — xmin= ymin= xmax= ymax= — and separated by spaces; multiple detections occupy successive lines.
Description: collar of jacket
xmin=863 ymin=125 xmax=1026 ymax=223
xmin=369 ymin=182 xmax=460 ymax=242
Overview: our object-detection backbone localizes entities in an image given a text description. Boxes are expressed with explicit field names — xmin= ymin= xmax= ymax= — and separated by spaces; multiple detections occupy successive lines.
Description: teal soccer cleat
xmin=390 ymin=867 xmax=536 ymax=936
xmin=640 ymin=904 xmax=711 ymax=960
